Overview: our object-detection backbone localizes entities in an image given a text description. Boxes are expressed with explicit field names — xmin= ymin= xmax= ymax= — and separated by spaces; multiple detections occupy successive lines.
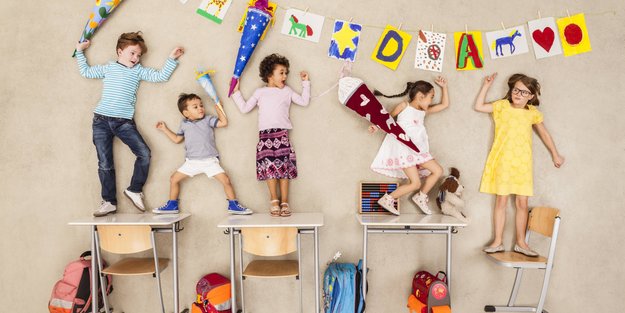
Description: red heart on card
xmin=532 ymin=27 xmax=555 ymax=52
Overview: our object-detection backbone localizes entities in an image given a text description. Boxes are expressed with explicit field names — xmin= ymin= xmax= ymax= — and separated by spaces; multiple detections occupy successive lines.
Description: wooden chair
xmin=484 ymin=207 xmax=561 ymax=313
xmin=238 ymin=227 xmax=301 ymax=313
xmin=95 ymin=225 xmax=170 ymax=313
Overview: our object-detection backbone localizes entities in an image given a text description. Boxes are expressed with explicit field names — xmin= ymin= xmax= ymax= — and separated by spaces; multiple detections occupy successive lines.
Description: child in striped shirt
xmin=75 ymin=31 xmax=184 ymax=217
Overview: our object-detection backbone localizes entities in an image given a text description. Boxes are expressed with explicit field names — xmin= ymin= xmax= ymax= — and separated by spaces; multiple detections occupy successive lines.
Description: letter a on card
xmin=454 ymin=31 xmax=484 ymax=70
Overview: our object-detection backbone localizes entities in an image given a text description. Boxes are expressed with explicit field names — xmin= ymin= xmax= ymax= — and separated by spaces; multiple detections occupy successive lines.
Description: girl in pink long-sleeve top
xmin=230 ymin=53 xmax=311 ymax=217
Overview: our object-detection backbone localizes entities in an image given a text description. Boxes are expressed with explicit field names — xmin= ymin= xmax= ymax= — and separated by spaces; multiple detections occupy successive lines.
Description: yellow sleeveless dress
xmin=479 ymin=99 xmax=543 ymax=196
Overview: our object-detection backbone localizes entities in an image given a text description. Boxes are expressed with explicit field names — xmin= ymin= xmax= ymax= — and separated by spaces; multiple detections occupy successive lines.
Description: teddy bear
xmin=436 ymin=167 xmax=469 ymax=223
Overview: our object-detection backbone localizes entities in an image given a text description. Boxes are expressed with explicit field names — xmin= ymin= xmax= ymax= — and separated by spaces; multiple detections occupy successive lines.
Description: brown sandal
xmin=270 ymin=200 xmax=281 ymax=217
xmin=280 ymin=202 xmax=292 ymax=217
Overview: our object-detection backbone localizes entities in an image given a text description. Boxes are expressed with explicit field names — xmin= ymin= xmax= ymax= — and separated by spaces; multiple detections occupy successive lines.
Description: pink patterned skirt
xmin=256 ymin=128 xmax=297 ymax=180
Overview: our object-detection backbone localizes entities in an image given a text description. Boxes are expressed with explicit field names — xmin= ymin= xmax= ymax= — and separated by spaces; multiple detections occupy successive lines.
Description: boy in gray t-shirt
xmin=154 ymin=93 xmax=252 ymax=214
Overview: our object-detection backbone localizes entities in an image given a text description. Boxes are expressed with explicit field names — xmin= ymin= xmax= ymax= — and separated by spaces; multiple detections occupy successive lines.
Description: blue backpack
xmin=323 ymin=260 xmax=366 ymax=313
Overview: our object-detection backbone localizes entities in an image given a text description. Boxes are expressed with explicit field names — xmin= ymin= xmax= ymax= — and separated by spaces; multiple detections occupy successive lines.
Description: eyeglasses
xmin=512 ymin=87 xmax=532 ymax=97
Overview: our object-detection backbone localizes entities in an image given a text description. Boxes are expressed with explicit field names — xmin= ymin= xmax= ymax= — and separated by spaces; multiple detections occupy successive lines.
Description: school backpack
xmin=408 ymin=271 xmax=451 ymax=313
xmin=191 ymin=273 xmax=232 ymax=313
xmin=323 ymin=260 xmax=367 ymax=313
xmin=49 ymin=251 xmax=112 ymax=313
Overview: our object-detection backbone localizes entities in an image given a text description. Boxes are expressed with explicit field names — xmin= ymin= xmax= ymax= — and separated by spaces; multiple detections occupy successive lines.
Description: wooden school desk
xmin=357 ymin=213 xmax=468 ymax=300
xmin=217 ymin=213 xmax=324 ymax=313
xmin=69 ymin=213 xmax=191 ymax=313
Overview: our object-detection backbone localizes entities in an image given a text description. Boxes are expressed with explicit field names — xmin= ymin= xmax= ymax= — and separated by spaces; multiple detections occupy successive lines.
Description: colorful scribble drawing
xmin=494 ymin=30 xmax=522 ymax=56
xmin=288 ymin=15 xmax=313 ymax=38
xmin=205 ymin=0 xmax=228 ymax=16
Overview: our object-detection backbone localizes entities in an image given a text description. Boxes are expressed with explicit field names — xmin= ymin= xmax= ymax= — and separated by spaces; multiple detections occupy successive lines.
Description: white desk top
xmin=68 ymin=213 xmax=191 ymax=226
xmin=217 ymin=213 xmax=324 ymax=228
xmin=357 ymin=213 xmax=468 ymax=227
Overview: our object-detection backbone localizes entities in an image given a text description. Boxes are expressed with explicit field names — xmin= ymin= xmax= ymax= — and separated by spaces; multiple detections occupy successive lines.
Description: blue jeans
xmin=92 ymin=114 xmax=151 ymax=204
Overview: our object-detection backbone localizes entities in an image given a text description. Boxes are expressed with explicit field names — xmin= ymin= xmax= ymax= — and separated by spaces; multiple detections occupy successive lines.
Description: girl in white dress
xmin=369 ymin=77 xmax=449 ymax=215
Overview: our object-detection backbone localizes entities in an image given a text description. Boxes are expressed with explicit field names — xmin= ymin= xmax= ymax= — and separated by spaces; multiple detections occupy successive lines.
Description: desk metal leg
xmin=173 ymin=223 xmax=179 ymax=313
xmin=446 ymin=226 xmax=452 ymax=290
xmin=91 ymin=226 xmax=98 ymax=313
xmin=362 ymin=225 xmax=368 ymax=301
xmin=314 ymin=226 xmax=320 ymax=313
xmin=238 ymin=230 xmax=244 ymax=313
xmin=229 ymin=227 xmax=237 ymax=313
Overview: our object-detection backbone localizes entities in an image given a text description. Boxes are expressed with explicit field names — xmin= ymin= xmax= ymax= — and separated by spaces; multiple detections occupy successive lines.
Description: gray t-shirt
xmin=177 ymin=115 xmax=219 ymax=159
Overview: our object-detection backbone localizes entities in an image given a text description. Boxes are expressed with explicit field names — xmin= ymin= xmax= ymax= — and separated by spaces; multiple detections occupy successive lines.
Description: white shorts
xmin=177 ymin=157 xmax=225 ymax=178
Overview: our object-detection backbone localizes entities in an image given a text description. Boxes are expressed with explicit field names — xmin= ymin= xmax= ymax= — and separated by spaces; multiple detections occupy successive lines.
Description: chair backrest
xmin=98 ymin=225 xmax=153 ymax=254
xmin=241 ymin=227 xmax=297 ymax=256
xmin=527 ymin=207 xmax=560 ymax=237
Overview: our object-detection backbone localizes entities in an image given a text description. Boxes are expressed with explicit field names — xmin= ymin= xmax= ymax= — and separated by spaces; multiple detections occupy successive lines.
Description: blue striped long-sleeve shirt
xmin=76 ymin=50 xmax=178 ymax=119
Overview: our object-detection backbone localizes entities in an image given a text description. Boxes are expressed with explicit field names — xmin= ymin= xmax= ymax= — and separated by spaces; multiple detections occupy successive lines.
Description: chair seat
xmin=486 ymin=252 xmax=547 ymax=269
xmin=102 ymin=257 xmax=170 ymax=275
xmin=243 ymin=260 xmax=299 ymax=278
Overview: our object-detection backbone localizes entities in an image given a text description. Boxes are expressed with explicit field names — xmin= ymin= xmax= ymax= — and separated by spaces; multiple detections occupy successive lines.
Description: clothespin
xmin=349 ymin=17 xmax=353 ymax=23
xmin=431 ymin=24 xmax=434 ymax=33
xmin=398 ymin=22 xmax=403 ymax=30
xmin=566 ymin=9 xmax=572 ymax=21
xmin=501 ymin=22 xmax=506 ymax=31
xmin=303 ymin=7 xmax=309 ymax=16
xmin=465 ymin=24 xmax=468 ymax=34
xmin=538 ymin=10 xmax=542 ymax=19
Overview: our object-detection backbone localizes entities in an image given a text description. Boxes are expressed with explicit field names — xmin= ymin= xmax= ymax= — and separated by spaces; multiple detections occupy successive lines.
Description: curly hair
xmin=259 ymin=53 xmax=289 ymax=83
xmin=116 ymin=31 xmax=148 ymax=54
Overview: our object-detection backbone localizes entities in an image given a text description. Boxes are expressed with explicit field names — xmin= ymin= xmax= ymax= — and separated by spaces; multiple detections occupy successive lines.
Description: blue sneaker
xmin=227 ymin=200 xmax=253 ymax=215
xmin=153 ymin=200 xmax=179 ymax=214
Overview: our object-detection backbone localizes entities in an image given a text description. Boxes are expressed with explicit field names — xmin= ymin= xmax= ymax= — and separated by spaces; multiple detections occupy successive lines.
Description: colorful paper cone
xmin=196 ymin=69 xmax=226 ymax=117
xmin=73 ymin=0 xmax=124 ymax=57
xmin=228 ymin=0 xmax=272 ymax=96
xmin=338 ymin=76 xmax=420 ymax=153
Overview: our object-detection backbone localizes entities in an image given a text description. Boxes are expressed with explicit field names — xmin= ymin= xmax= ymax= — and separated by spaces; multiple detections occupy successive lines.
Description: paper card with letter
xmin=528 ymin=17 xmax=563 ymax=59
xmin=73 ymin=0 xmax=124 ymax=57
xmin=485 ymin=25 xmax=529 ymax=59
xmin=228 ymin=0 xmax=273 ymax=96
xmin=557 ymin=13 xmax=591 ymax=57
xmin=196 ymin=0 xmax=233 ymax=24
xmin=237 ymin=0 xmax=277 ymax=40
xmin=454 ymin=31 xmax=484 ymax=70
xmin=414 ymin=30 xmax=446 ymax=72
xmin=338 ymin=76 xmax=420 ymax=153
xmin=280 ymin=9 xmax=325 ymax=43
xmin=372 ymin=25 xmax=413 ymax=70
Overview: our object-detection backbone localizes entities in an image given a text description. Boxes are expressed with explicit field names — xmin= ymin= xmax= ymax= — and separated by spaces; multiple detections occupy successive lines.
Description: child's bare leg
xmin=489 ymin=195 xmax=508 ymax=247
xmin=390 ymin=166 xmax=421 ymax=198
xmin=169 ymin=171 xmax=189 ymax=200
xmin=214 ymin=172 xmax=236 ymax=200
xmin=279 ymin=179 xmax=289 ymax=203
xmin=514 ymin=195 xmax=531 ymax=248
xmin=266 ymin=179 xmax=279 ymax=201
xmin=416 ymin=160 xmax=443 ymax=194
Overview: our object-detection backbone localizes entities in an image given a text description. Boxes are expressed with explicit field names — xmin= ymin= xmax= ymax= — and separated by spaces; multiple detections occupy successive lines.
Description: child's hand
xmin=552 ymin=154 xmax=565 ymax=168
xmin=300 ymin=71 xmax=309 ymax=81
xmin=76 ymin=40 xmax=91 ymax=51
xmin=368 ymin=125 xmax=379 ymax=134
xmin=434 ymin=76 xmax=447 ymax=88
xmin=169 ymin=47 xmax=185 ymax=59
xmin=156 ymin=121 xmax=167 ymax=131
xmin=483 ymin=73 xmax=497 ymax=88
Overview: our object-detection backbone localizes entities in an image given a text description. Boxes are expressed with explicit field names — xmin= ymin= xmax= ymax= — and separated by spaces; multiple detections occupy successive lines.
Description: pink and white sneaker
xmin=377 ymin=193 xmax=399 ymax=215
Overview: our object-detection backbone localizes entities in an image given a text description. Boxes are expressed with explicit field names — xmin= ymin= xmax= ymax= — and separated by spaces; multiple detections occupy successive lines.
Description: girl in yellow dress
xmin=475 ymin=73 xmax=564 ymax=257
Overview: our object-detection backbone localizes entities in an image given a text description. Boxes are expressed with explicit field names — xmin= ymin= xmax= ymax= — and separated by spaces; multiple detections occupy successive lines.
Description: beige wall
xmin=2 ymin=0 xmax=624 ymax=312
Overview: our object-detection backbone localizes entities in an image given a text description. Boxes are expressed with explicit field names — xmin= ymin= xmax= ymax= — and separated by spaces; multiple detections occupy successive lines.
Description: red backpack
xmin=408 ymin=271 xmax=451 ymax=313
xmin=49 ymin=251 xmax=112 ymax=313
xmin=191 ymin=273 xmax=232 ymax=313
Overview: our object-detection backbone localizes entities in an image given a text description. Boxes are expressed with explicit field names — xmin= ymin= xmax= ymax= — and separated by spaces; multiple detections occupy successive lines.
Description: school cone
xmin=72 ymin=0 xmax=125 ymax=57
xmin=227 ymin=0 xmax=273 ymax=96
xmin=196 ymin=69 xmax=226 ymax=117
xmin=338 ymin=76 xmax=420 ymax=153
